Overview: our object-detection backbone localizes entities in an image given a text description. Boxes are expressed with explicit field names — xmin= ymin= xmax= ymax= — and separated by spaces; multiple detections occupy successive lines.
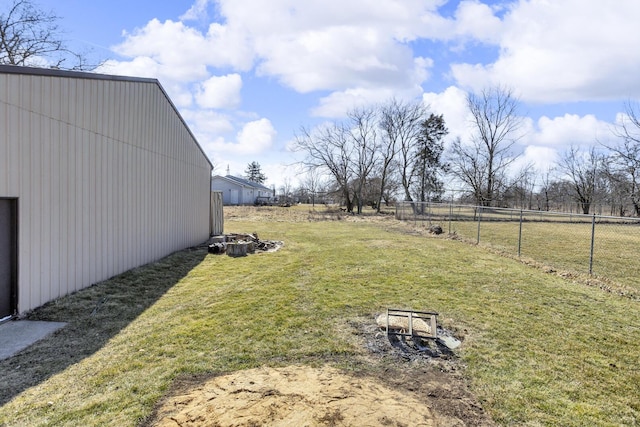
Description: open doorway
xmin=0 ymin=199 xmax=17 ymax=321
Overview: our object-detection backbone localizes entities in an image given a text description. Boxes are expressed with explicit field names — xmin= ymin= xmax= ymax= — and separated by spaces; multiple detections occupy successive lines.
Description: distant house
xmin=211 ymin=175 xmax=274 ymax=205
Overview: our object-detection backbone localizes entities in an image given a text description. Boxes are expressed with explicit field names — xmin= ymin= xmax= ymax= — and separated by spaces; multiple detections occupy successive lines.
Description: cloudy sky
xmin=35 ymin=0 xmax=640 ymax=190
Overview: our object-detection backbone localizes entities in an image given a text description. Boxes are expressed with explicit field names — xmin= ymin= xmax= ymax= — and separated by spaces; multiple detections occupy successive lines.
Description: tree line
xmin=293 ymin=86 xmax=640 ymax=217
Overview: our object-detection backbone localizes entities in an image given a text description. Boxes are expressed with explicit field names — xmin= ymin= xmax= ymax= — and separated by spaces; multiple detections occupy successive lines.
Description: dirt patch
xmin=144 ymin=318 xmax=494 ymax=427
xmin=147 ymin=365 xmax=437 ymax=426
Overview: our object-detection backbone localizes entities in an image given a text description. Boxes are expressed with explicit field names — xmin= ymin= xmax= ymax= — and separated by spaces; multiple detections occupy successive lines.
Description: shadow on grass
xmin=0 ymin=245 xmax=208 ymax=406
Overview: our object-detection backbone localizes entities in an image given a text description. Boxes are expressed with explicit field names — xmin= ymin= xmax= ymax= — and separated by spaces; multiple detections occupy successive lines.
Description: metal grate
xmin=384 ymin=308 xmax=438 ymax=339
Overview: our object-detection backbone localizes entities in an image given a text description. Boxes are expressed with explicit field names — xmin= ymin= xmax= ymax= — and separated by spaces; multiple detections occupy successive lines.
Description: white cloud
xmin=98 ymin=57 xmax=160 ymax=79
xmin=195 ymin=74 xmax=242 ymax=109
xmin=312 ymin=86 xmax=422 ymax=118
xmin=451 ymin=0 xmax=640 ymax=102
xmin=513 ymin=145 xmax=558 ymax=176
xmin=255 ymin=26 xmax=423 ymax=94
xmin=453 ymin=0 xmax=503 ymax=43
xmin=422 ymin=86 xmax=471 ymax=143
xmin=180 ymin=0 xmax=213 ymax=21
xmin=209 ymin=0 xmax=443 ymax=97
xmin=510 ymin=112 xmax=616 ymax=177
xmin=209 ymin=118 xmax=276 ymax=155
xmin=104 ymin=18 xmax=253 ymax=84
xmin=528 ymin=114 xmax=611 ymax=147
xmin=113 ymin=19 xmax=211 ymax=81
xmin=181 ymin=109 xmax=235 ymax=137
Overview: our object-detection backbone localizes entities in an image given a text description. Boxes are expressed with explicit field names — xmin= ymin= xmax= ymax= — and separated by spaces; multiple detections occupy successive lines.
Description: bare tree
xmin=279 ymin=177 xmax=293 ymax=204
xmin=537 ymin=167 xmax=555 ymax=211
xmin=600 ymin=163 xmax=630 ymax=216
xmin=295 ymin=122 xmax=355 ymax=211
xmin=0 ymin=0 xmax=92 ymax=69
xmin=379 ymin=99 xmax=428 ymax=205
xmin=603 ymin=101 xmax=640 ymax=216
xmin=557 ymin=145 xmax=602 ymax=214
xmin=296 ymin=106 xmax=380 ymax=213
xmin=302 ymin=168 xmax=324 ymax=208
xmin=348 ymin=106 xmax=379 ymax=214
xmin=449 ymin=86 xmax=525 ymax=206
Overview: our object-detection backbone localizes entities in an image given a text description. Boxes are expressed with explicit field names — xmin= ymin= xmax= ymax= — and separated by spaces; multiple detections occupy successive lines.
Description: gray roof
xmin=215 ymin=175 xmax=272 ymax=191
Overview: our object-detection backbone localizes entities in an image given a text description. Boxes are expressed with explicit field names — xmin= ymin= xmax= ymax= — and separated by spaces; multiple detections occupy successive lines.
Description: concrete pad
xmin=0 ymin=320 xmax=67 ymax=361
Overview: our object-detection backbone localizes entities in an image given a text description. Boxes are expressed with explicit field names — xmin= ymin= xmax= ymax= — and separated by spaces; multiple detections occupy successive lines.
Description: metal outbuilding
xmin=0 ymin=65 xmax=214 ymax=319
xmin=211 ymin=175 xmax=274 ymax=205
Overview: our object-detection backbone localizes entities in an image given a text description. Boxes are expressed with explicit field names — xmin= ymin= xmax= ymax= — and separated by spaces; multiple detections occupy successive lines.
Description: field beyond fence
xmin=396 ymin=201 xmax=640 ymax=294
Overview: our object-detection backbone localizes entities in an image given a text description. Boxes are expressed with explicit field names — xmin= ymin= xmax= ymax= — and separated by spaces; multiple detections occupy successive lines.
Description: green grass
xmin=403 ymin=205 xmax=640 ymax=294
xmin=0 ymin=206 xmax=638 ymax=426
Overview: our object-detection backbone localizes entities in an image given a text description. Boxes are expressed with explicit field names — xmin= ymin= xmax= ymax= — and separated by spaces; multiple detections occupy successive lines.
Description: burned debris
xmin=375 ymin=309 xmax=461 ymax=359
xmin=207 ymin=233 xmax=283 ymax=257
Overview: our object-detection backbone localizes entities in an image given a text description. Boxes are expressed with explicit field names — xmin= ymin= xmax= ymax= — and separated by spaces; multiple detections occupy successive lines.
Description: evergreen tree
xmin=414 ymin=114 xmax=447 ymax=202
xmin=245 ymin=161 xmax=267 ymax=184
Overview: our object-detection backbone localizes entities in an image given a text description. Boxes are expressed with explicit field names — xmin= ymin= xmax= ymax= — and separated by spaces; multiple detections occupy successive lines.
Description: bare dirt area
xmin=145 ymin=317 xmax=494 ymax=427
xmin=149 ymin=365 xmax=437 ymax=427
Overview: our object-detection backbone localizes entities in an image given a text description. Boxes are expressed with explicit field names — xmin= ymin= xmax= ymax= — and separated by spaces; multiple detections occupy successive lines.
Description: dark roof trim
xmin=0 ymin=64 xmax=214 ymax=170
xmin=0 ymin=64 xmax=157 ymax=83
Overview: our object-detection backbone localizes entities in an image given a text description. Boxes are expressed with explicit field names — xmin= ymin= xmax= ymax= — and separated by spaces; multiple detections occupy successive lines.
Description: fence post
xmin=476 ymin=206 xmax=482 ymax=244
xmin=413 ymin=202 xmax=416 ymax=226
xmin=518 ymin=209 xmax=523 ymax=257
xmin=448 ymin=201 xmax=452 ymax=235
xmin=589 ymin=213 xmax=596 ymax=275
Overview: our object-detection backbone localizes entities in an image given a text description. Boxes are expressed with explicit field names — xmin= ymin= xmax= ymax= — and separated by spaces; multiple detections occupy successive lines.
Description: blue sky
xmin=32 ymin=0 xmax=640 ymax=190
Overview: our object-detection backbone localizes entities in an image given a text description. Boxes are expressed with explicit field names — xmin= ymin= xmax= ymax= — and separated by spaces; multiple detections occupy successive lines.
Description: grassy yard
xmin=403 ymin=206 xmax=640 ymax=294
xmin=0 ymin=205 xmax=638 ymax=426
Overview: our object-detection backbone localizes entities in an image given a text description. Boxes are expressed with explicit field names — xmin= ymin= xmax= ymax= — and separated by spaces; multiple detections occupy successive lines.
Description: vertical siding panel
xmin=95 ymin=129 xmax=102 ymax=283
xmin=116 ymin=141 xmax=124 ymax=274
xmin=80 ymin=126 xmax=88 ymax=291
xmin=108 ymin=137 xmax=116 ymax=276
xmin=120 ymin=82 xmax=128 ymax=146
xmin=105 ymin=81 xmax=114 ymax=141
xmin=59 ymin=78 xmax=70 ymax=124
xmin=31 ymin=108 xmax=44 ymax=307
xmin=76 ymin=79 xmax=85 ymax=131
xmin=34 ymin=75 xmax=43 ymax=113
xmin=69 ymin=126 xmax=77 ymax=292
xmin=77 ymin=127 xmax=86 ymax=289
xmin=86 ymin=129 xmax=97 ymax=286
xmin=52 ymin=119 xmax=62 ymax=299
xmin=102 ymin=133 xmax=109 ymax=279
xmin=97 ymin=81 xmax=105 ymax=139
xmin=93 ymin=80 xmax=101 ymax=135
xmin=0 ymin=89 xmax=7 ymax=194
xmin=128 ymin=144 xmax=135 ymax=267
xmin=14 ymin=106 xmax=25 ymax=311
xmin=58 ymin=123 xmax=68 ymax=297
xmin=111 ymin=138 xmax=119 ymax=275
xmin=16 ymin=99 xmax=31 ymax=311
xmin=67 ymin=79 xmax=76 ymax=127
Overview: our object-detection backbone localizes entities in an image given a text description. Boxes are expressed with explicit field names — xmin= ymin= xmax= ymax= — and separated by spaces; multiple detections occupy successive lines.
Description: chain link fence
xmin=396 ymin=201 xmax=640 ymax=292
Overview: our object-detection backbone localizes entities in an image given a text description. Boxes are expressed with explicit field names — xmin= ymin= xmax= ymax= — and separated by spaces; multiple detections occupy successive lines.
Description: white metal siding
xmin=0 ymin=71 xmax=212 ymax=313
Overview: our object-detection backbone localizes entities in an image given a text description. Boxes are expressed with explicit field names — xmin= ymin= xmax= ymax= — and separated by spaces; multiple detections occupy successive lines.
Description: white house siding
xmin=0 ymin=67 xmax=213 ymax=313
